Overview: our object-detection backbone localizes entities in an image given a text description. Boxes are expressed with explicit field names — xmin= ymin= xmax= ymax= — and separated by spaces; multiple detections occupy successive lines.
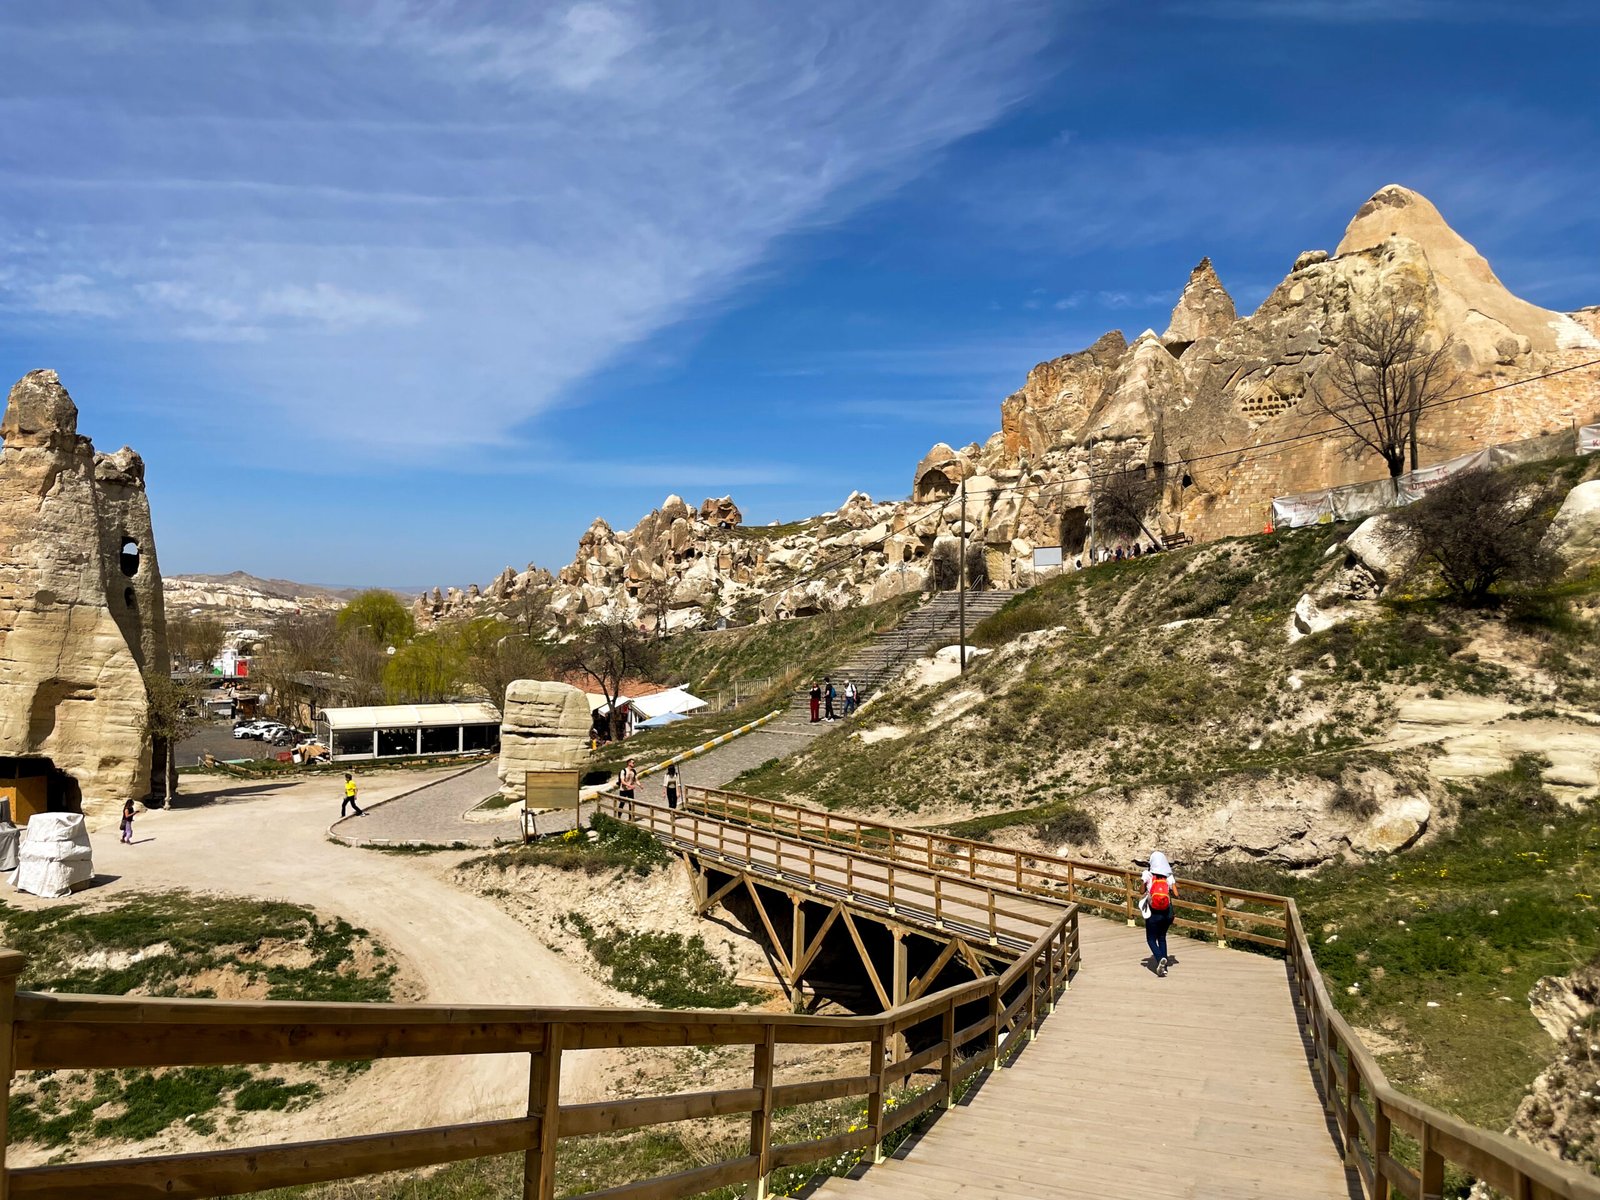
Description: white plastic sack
xmin=15 ymin=812 xmax=94 ymax=899
xmin=0 ymin=825 xmax=19 ymax=873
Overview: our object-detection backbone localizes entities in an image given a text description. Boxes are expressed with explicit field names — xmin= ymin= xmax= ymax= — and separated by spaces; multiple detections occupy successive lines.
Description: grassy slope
xmin=0 ymin=891 xmax=395 ymax=1149
xmin=729 ymin=455 xmax=1600 ymax=824
xmin=1209 ymin=760 xmax=1600 ymax=1137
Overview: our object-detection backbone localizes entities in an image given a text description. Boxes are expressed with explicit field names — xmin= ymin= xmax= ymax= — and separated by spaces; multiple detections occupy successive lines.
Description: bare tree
xmin=464 ymin=633 xmax=549 ymax=716
xmin=1388 ymin=467 xmax=1563 ymax=606
xmin=558 ymin=617 xmax=661 ymax=741
xmin=165 ymin=611 xmax=225 ymax=671
xmin=637 ymin=576 xmax=673 ymax=639
xmin=507 ymin=576 xmax=556 ymax=640
xmin=1312 ymin=290 xmax=1458 ymax=483
xmin=1092 ymin=466 xmax=1161 ymax=546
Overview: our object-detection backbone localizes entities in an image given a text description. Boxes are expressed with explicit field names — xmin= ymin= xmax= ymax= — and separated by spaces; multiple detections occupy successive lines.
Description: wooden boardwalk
xmin=816 ymin=916 xmax=1360 ymax=1199
xmin=608 ymin=797 xmax=1359 ymax=1197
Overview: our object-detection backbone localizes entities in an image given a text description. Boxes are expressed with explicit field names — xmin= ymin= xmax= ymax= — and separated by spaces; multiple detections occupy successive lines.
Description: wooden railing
xmin=0 ymin=910 xmax=1076 ymax=1200
xmin=602 ymin=794 xmax=1061 ymax=950
xmin=681 ymin=786 xmax=1289 ymax=949
xmin=1285 ymin=904 xmax=1600 ymax=1200
xmin=661 ymin=789 xmax=1600 ymax=1199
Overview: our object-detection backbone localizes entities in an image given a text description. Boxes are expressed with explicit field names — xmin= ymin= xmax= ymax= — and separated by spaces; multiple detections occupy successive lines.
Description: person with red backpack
xmin=1140 ymin=850 xmax=1177 ymax=977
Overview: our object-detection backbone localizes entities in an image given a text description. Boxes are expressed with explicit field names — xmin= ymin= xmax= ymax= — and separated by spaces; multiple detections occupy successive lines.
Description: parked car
xmin=268 ymin=727 xmax=305 ymax=746
xmin=231 ymin=721 xmax=271 ymax=740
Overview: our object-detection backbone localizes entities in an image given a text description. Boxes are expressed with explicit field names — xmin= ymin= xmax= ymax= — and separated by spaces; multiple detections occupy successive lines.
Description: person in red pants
xmin=809 ymin=680 xmax=821 ymax=723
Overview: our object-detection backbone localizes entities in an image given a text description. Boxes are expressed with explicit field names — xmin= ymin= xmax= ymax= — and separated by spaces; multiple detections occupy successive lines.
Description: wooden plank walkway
xmin=814 ymin=916 xmax=1361 ymax=1199
xmin=621 ymin=800 xmax=1061 ymax=951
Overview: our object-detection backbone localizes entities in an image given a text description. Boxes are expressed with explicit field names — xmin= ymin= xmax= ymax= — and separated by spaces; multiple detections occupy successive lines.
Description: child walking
xmin=120 ymin=798 xmax=135 ymax=844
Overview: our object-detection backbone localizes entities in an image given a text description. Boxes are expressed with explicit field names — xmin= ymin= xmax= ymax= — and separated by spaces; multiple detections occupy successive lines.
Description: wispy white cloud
xmin=0 ymin=1 xmax=1052 ymax=457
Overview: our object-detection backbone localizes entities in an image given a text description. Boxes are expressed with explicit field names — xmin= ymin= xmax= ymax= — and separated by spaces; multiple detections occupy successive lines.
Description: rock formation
xmin=0 ymin=371 xmax=170 ymax=827
xmin=1506 ymin=959 xmax=1600 ymax=1175
xmin=419 ymin=186 xmax=1599 ymax=635
xmin=497 ymin=680 xmax=592 ymax=802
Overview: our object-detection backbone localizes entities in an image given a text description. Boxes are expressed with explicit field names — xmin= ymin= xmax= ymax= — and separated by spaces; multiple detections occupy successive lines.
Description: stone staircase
xmin=781 ymin=589 xmax=1020 ymax=726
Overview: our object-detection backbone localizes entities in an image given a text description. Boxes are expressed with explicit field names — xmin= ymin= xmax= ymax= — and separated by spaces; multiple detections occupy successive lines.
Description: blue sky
xmin=2 ymin=1 xmax=1597 ymax=589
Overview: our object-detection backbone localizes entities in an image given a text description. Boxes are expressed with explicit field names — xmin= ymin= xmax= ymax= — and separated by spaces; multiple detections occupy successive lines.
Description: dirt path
xmin=13 ymin=767 xmax=619 ymax=1165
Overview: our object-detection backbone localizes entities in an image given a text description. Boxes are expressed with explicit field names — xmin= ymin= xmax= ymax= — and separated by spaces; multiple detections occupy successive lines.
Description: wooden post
xmin=1342 ymin=1049 xmax=1360 ymax=1167
xmin=1125 ymin=870 xmax=1136 ymax=927
xmin=524 ymin=1023 xmax=563 ymax=1200
xmin=1419 ymin=1122 xmax=1445 ymax=1200
xmin=868 ymin=1026 xmax=887 ymax=1164
xmin=939 ymin=1001 xmax=956 ymax=1109
xmin=1214 ymin=889 xmax=1228 ymax=948
xmin=1372 ymin=1104 xmax=1392 ymax=1200
xmin=988 ymin=982 xmax=1003 ymax=1072
xmin=891 ymin=930 xmax=908 ymax=1060
xmin=1027 ymin=960 xmax=1039 ymax=1041
xmin=747 ymin=1025 xmax=776 ymax=1199
xmin=0 ymin=948 xmax=26 ymax=1200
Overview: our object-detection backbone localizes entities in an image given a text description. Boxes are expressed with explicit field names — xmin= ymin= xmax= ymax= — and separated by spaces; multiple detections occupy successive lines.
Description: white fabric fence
xmin=1271 ymin=426 xmax=1598 ymax=531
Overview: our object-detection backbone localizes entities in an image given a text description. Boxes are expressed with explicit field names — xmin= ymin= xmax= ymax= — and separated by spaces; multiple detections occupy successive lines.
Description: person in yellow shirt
xmin=341 ymin=772 xmax=365 ymax=818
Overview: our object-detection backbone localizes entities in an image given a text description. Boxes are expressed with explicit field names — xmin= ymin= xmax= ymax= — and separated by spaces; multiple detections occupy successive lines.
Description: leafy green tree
xmin=383 ymin=633 xmax=464 ymax=703
xmin=336 ymin=590 xmax=415 ymax=649
xmin=142 ymin=670 xmax=204 ymax=807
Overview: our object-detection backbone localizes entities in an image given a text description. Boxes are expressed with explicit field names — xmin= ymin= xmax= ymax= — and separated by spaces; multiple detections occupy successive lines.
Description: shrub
xmin=1389 ymin=467 xmax=1563 ymax=606
xmin=1036 ymin=807 xmax=1097 ymax=846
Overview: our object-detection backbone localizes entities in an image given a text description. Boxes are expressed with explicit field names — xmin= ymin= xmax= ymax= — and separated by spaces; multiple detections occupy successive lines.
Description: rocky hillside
xmin=415 ymin=185 xmax=1599 ymax=639
xmin=163 ymin=572 xmax=365 ymax=627
xmin=727 ymin=453 xmax=1600 ymax=872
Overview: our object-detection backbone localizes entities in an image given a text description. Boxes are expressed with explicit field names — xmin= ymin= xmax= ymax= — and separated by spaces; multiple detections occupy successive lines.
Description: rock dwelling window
xmin=120 ymin=538 xmax=140 ymax=577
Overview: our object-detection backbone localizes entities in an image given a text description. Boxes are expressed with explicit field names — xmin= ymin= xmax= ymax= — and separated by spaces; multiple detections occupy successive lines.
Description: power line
xmin=772 ymin=355 xmax=1600 ymax=590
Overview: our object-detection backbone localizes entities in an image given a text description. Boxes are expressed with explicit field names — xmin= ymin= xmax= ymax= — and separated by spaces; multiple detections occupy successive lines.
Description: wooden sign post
xmin=522 ymin=770 xmax=581 ymax=842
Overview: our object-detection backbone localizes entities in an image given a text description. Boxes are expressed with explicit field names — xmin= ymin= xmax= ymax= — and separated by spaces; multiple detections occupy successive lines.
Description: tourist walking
xmin=664 ymin=763 xmax=681 ymax=810
xmin=341 ymin=772 xmax=364 ymax=818
xmin=1141 ymin=850 xmax=1176 ymax=976
xmin=843 ymin=679 xmax=857 ymax=717
xmin=120 ymin=797 xmax=135 ymax=844
xmin=824 ymin=677 xmax=836 ymax=721
xmin=809 ymin=681 xmax=822 ymax=723
xmin=618 ymin=759 xmax=638 ymax=814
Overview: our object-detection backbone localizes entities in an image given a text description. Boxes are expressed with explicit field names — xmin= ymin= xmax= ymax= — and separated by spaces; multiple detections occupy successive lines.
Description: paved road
xmin=176 ymin=721 xmax=278 ymax=763
xmin=332 ymin=761 xmax=514 ymax=847
xmin=663 ymin=713 xmax=835 ymax=793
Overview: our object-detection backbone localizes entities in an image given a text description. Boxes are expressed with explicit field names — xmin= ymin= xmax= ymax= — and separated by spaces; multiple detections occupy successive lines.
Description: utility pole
xmin=958 ymin=473 xmax=967 ymax=675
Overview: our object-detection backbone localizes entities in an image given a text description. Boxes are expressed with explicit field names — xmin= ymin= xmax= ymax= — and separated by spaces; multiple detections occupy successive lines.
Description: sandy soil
xmin=8 ymin=767 xmax=619 ymax=1166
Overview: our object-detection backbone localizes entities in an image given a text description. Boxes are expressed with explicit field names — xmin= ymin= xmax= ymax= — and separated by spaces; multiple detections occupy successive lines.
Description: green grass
xmin=659 ymin=591 xmax=922 ymax=698
xmin=0 ymin=890 xmax=396 ymax=1001
xmin=726 ymin=493 xmax=1600 ymax=817
xmin=462 ymin=813 xmax=672 ymax=878
xmin=0 ymin=890 xmax=396 ymax=1150
xmin=1204 ymin=758 xmax=1600 ymax=1135
xmin=561 ymin=912 xmax=764 ymax=1008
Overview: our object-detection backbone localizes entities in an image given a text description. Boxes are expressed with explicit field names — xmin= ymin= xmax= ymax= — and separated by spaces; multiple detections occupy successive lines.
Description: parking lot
xmin=176 ymin=720 xmax=287 ymax=765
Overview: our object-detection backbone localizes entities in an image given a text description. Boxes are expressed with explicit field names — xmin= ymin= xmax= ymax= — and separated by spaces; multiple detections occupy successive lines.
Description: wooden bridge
xmin=0 ymin=788 xmax=1594 ymax=1200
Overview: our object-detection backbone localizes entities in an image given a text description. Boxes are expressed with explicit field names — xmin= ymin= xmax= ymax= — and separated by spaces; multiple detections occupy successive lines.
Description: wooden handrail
xmin=0 ymin=904 xmax=1078 ymax=1200
xmin=679 ymin=786 xmax=1290 ymax=948
xmin=662 ymin=789 xmax=1600 ymax=1199
xmin=1282 ymin=901 xmax=1600 ymax=1200
xmin=605 ymin=795 xmax=1056 ymax=950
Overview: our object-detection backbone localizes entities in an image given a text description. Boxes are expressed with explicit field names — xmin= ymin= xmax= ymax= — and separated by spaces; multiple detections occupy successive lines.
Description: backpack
xmin=1149 ymin=876 xmax=1171 ymax=914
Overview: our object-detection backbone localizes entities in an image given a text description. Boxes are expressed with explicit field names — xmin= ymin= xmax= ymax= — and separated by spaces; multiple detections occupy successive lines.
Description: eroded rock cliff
xmin=0 ymin=371 xmax=170 ymax=825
